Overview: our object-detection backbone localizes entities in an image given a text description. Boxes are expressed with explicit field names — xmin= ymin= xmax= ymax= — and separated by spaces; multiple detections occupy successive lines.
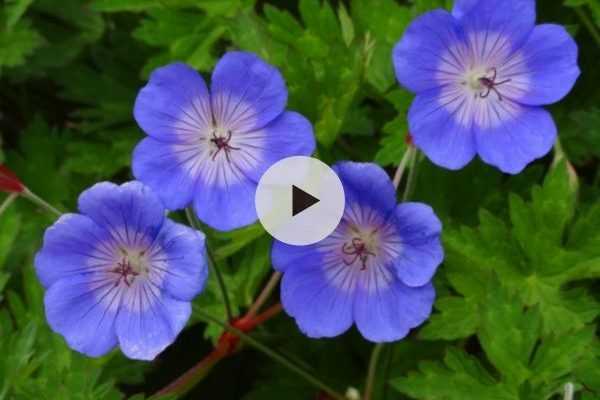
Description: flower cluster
xmin=33 ymin=0 xmax=579 ymax=361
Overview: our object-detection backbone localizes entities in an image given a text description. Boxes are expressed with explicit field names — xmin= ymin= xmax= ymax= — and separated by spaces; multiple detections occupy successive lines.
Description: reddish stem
xmin=155 ymin=303 xmax=283 ymax=397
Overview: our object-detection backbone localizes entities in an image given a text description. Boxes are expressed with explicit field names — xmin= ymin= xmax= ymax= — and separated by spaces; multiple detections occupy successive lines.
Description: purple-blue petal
xmin=512 ymin=24 xmax=580 ymax=106
xmin=451 ymin=0 xmax=478 ymax=19
xmin=271 ymin=241 xmax=319 ymax=273
xmin=134 ymin=62 xmax=212 ymax=143
xmin=461 ymin=0 xmax=536 ymax=51
xmin=193 ymin=175 xmax=258 ymax=231
xmin=333 ymin=162 xmax=397 ymax=216
xmin=392 ymin=203 xmax=443 ymax=287
xmin=280 ymin=256 xmax=354 ymax=338
xmin=115 ymin=293 xmax=191 ymax=361
xmin=211 ymin=51 xmax=287 ymax=133
xmin=44 ymin=274 xmax=119 ymax=357
xmin=408 ymin=88 xmax=477 ymax=170
xmin=243 ymin=111 xmax=316 ymax=182
xmin=34 ymin=214 xmax=112 ymax=288
xmin=153 ymin=219 xmax=208 ymax=301
xmin=475 ymin=102 xmax=556 ymax=174
xmin=353 ymin=280 xmax=435 ymax=342
xmin=77 ymin=181 xmax=165 ymax=244
xmin=393 ymin=10 xmax=468 ymax=93
xmin=132 ymin=137 xmax=199 ymax=211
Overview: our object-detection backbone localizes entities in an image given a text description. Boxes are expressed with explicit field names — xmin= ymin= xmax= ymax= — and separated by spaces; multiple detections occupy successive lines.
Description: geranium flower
xmin=271 ymin=162 xmax=443 ymax=342
xmin=35 ymin=181 xmax=208 ymax=360
xmin=132 ymin=51 xmax=315 ymax=231
xmin=393 ymin=0 xmax=580 ymax=173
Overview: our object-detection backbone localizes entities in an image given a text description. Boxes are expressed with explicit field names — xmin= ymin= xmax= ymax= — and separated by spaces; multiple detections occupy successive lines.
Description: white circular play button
xmin=255 ymin=156 xmax=345 ymax=246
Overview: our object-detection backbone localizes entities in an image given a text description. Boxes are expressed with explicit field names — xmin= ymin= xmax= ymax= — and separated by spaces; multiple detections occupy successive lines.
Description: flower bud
xmin=0 ymin=165 xmax=24 ymax=194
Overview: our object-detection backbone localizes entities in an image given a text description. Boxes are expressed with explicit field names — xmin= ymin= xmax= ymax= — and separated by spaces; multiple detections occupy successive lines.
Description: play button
xmin=292 ymin=185 xmax=319 ymax=216
xmin=255 ymin=156 xmax=345 ymax=246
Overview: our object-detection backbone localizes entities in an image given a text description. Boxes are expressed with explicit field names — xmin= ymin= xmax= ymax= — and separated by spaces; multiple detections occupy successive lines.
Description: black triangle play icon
xmin=292 ymin=185 xmax=320 ymax=216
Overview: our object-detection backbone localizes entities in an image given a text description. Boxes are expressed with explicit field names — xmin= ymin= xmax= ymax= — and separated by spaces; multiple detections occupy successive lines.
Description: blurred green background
xmin=0 ymin=0 xmax=599 ymax=399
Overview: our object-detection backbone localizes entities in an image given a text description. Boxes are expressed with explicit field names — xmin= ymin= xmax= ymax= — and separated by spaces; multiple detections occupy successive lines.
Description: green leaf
xmin=0 ymin=19 xmax=43 ymax=68
xmin=133 ymin=6 xmax=235 ymax=74
xmin=229 ymin=237 xmax=272 ymax=310
xmin=392 ymin=348 xmax=517 ymax=400
xmin=351 ymin=0 xmax=411 ymax=92
xmin=64 ymin=128 xmax=141 ymax=178
xmin=373 ymin=128 xmax=407 ymax=166
xmin=211 ymin=223 xmax=267 ymax=261
xmin=337 ymin=3 xmax=354 ymax=47
xmin=440 ymin=164 xmax=599 ymax=337
xmin=0 ymin=207 xmax=21 ymax=268
xmin=529 ymin=327 xmax=595 ymax=390
xmin=4 ymin=0 xmax=34 ymax=29
xmin=374 ymin=89 xmax=412 ymax=166
xmin=419 ymin=296 xmax=478 ymax=340
xmin=6 ymin=117 xmax=71 ymax=207
xmin=243 ymin=1 xmax=367 ymax=147
xmin=477 ymin=281 xmax=540 ymax=386
xmin=559 ymin=107 xmax=600 ymax=164
xmin=92 ymin=0 xmax=195 ymax=12
xmin=509 ymin=162 xmax=575 ymax=265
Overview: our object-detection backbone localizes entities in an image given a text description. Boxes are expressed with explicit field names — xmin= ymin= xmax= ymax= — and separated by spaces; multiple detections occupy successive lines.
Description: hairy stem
xmin=364 ymin=343 xmax=384 ymax=400
xmin=22 ymin=188 xmax=62 ymax=217
xmin=392 ymin=146 xmax=415 ymax=189
xmin=155 ymin=345 xmax=225 ymax=397
xmin=563 ymin=382 xmax=575 ymax=400
xmin=193 ymin=310 xmax=347 ymax=400
xmin=245 ymin=271 xmax=282 ymax=318
xmin=155 ymin=304 xmax=283 ymax=397
xmin=402 ymin=150 xmax=420 ymax=202
xmin=251 ymin=302 xmax=283 ymax=325
xmin=575 ymin=6 xmax=600 ymax=48
xmin=185 ymin=208 xmax=233 ymax=321
xmin=0 ymin=193 xmax=18 ymax=218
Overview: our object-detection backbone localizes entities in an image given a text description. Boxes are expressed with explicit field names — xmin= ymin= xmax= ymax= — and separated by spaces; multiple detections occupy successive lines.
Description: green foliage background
xmin=0 ymin=0 xmax=599 ymax=399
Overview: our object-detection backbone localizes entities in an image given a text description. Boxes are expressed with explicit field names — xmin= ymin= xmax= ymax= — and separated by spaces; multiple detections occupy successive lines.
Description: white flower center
xmin=463 ymin=67 xmax=488 ymax=92
xmin=109 ymin=247 xmax=152 ymax=287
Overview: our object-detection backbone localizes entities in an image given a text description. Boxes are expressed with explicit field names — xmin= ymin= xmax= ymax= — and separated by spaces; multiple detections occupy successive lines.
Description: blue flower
xmin=271 ymin=162 xmax=443 ymax=342
xmin=393 ymin=0 xmax=580 ymax=174
xmin=34 ymin=181 xmax=208 ymax=360
xmin=132 ymin=51 xmax=316 ymax=231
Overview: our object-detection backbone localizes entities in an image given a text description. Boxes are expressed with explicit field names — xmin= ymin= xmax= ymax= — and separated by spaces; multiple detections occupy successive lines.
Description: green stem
xmin=402 ymin=150 xmax=419 ymax=202
xmin=245 ymin=271 xmax=281 ymax=318
xmin=185 ymin=208 xmax=233 ymax=321
xmin=575 ymin=6 xmax=600 ymax=48
xmin=563 ymin=382 xmax=575 ymax=400
xmin=22 ymin=188 xmax=62 ymax=217
xmin=392 ymin=146 xmax=415 ymax=190
xmin=0 ymin=193 xmax=18 ymax=217
xmin=381 ymin=344 xmax=395 ymax=400
xmin=194 ymin=310 xmax=347 ymax=400
xmin=364 ymin=343 xmax=384 ymax=400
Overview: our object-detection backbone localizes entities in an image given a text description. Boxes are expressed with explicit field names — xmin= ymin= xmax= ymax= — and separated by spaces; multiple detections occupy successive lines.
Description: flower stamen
xmin=342 ymin=237 xmax=376 ymax=270
xmin=478 ymin=67 xmax=511 ymax=101
xmin=210 ymin=130 xmax=240 ymax=163
xmin=110 ymin=258 xmax=140 ymax=287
